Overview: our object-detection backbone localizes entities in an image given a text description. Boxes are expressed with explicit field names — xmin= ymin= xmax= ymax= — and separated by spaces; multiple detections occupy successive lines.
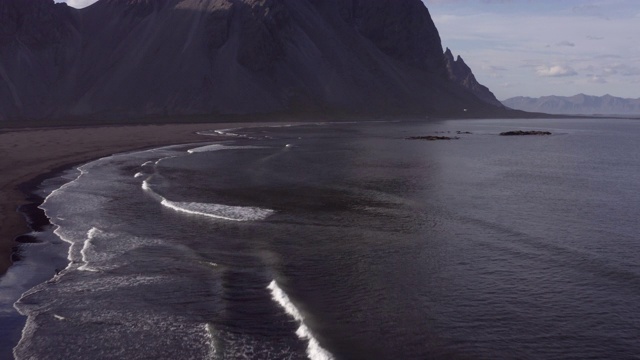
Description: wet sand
xmin=0 ymin=122 xmax=286 ymax=276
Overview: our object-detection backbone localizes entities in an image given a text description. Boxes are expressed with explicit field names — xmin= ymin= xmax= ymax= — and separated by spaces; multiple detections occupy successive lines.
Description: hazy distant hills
xmin=0 ymin=0 xmax=510 ymax=122
xmin=502 ymin=94 xmax=640 ymax=116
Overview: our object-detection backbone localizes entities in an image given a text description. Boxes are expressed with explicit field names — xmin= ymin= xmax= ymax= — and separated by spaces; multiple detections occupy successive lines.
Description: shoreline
xmin=0 ymin=121 xmax=292 ymax=276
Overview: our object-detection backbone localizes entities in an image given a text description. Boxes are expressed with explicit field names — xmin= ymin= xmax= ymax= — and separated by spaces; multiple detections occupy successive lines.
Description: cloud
xmin=423 ymin=0 xmax=640 ymax=98
xmin=572 ymin=4 xmax=608 ymax=19
xmin=484 ymin=65 xmax=507 ymax=71
xmin=588 ymin=75 xmax=607 ymax=84
xmin=556 ymin=41 xmax=575 ymax=47
xmin=55 ymin=0 xmax=98 ymax=8
xmin=536 ymin=65 xmax=578 ymax=77
xmin=615 ymin=64 xmax=640 ymax=76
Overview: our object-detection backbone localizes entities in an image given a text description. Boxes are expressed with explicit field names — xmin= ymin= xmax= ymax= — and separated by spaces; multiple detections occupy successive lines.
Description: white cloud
xmin=54 ymin=0 xmax=99 ymax=9
xmin=588 ymin=75 xmax=607 ymax=84
xmin=536 ymin=65 xmax=578 ymax=77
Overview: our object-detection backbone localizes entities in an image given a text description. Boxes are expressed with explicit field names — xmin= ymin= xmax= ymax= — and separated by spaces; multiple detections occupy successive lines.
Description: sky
xmin=424 ymin=0 xmax=640 ymax=99
xmin=54 ymin=0 xmax=96 ymax=8
xmin=56 ymin=0 xmax=640 ymax=100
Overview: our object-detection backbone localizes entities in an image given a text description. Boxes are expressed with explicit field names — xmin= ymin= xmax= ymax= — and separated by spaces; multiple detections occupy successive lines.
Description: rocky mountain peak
xmin=0 ymin=0 xmax=76 ymax=48
xmin=443 ymin=48 xmax=502 ymax=107
xmin=0 ymin=0 xmax=508 ymax=121
xmin=333 ymin=0 xmax=446 ymax=73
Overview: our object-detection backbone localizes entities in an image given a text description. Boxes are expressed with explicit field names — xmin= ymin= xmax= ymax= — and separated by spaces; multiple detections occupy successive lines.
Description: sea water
xmin=9 ymin=119 xmax=640 ymax=359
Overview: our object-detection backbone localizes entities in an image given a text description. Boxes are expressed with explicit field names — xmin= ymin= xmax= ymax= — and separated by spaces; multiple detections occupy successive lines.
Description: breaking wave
xmin=187 ymin=144 xmax=266 ymax=154
xmin=197 ymin=128 xmax=247 ymax=138
xmin=142 ymin=180 xmax=274 ymax=222
xmin=267 ymin=280 xmax=334 ymax=360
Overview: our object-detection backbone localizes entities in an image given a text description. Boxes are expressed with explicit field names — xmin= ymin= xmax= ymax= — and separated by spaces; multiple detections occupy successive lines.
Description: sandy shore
xmin=0 ymin=121 xmax=284 ymax=276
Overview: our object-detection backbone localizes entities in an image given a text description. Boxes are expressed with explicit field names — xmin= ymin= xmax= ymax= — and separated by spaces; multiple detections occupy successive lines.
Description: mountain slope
xmin=0 ymin=0 xmax=507 ymax=122
xmin=503 ymin=94 xmax=640 ymax=116
xmin=443 ymin=48 xmax=503 ymax=108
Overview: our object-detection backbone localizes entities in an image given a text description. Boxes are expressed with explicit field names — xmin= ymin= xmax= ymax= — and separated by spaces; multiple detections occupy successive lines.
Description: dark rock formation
xmin=407 ymin=135 xmax=459 ymax=141
xmin=502 ymin=94 xmax=640 ymax=116
xmin=0 ymin=0 xmax=508 ymax=122
xmin=0 ymin=0 xmax=79 ymax=120
xmin=499 ymin=130 xmax=551 ymax=136
xmin=443 ymin=48 xmax=503 ymax=108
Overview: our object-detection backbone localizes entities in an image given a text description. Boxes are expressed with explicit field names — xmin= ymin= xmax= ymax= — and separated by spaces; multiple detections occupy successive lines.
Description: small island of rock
xmin=406 ymin=136 xmax=460 ymax=141
xmin=499 ymin=130 xmax=552 ymax=136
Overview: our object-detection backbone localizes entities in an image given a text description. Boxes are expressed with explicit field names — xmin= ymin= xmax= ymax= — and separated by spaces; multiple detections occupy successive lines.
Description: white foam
xmin=142 ymin=180 xmax=151 ymax=191
xmin=78 ymin=228 xmax=100 ymax=272
xmin=161 ymin=200 xmax=273 ymax=221
xmin=134 ymin=172 xmax=145 ymax=178
xmin=197 ymin=128 xmax=246 ymax=138
xmin=143 ymin=180 xmax=273 ymax=221
xmin=205 ymin=323 xmax=217 ymax=358
xmin=267 ymin=280 xmax=334 ymax=360
xmin=41 ymin=165 xmax=93 ymax=270
xmin=187 ymin=144 xmax=265 ymax=154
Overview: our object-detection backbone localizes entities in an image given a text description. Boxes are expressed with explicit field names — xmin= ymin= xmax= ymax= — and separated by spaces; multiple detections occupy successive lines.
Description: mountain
xmin=0 ymin=0 xmax=509 ymax=122
xmin=502 ymin=94 xmax=640 ymax=116
xmin=443 ymin=48 xmax=503 ymax=108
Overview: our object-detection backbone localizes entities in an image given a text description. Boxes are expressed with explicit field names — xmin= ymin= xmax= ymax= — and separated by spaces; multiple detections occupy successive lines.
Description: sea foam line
xmin=78 ymin=227 xmax=100 ymax=272
xmin=187 ymin=144 xmax=266 ymax=154
xmin=40 ymin=164 xmax=95 ymax=273
xmin=267 ymin=280 xmax=334 ymax=360
xmin=197 ymin=128 xmax=246 ymax=138
xmin=142 ymin=179 xmax=274 ymax=222
xmin=161 ymin=199 xmax=273 ymax=222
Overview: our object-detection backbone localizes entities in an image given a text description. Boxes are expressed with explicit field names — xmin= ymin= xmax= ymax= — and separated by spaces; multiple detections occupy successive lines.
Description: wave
xmin=162 ymin=199 xmax=274 ymax=221
xmin=187 ymin=144 xmax=266 ymax=154
xmin=78 ymin=227 xmax=100 ymax=272
xmin=40 ymin=164 xmax=93 ymax=274
xmin=143 ymin=180 xmax=273 ymax=221
xmin=196 ymin=128 xmax=274 ymax=140
xmin=267 ymin=280 xmax=334 ymax=360
xmin=197 ymin=128 xmax=248 ymax=138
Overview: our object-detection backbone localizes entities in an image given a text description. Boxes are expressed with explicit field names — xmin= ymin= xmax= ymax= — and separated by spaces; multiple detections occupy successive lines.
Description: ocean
xmin=4 ymin=118 xmax=640 ymax=359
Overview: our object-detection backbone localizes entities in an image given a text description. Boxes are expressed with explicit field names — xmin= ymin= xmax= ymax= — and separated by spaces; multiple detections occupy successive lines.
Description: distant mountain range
xmin=502 ymin=94 xmax=640 ymax=116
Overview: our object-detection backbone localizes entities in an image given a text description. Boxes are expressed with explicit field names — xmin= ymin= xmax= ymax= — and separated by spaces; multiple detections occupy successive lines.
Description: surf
xmin=267 ymin=280 xmax=334 ymax=360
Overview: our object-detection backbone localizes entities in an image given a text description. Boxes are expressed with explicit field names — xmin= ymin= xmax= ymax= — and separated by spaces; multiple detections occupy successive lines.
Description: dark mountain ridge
xmin=503 ymin=94 xmax=640 ymax=116
xmin=0 ymin=0 xmax=510 ymax=122
xmin=444 ymin=48 xmax=503 ymax=108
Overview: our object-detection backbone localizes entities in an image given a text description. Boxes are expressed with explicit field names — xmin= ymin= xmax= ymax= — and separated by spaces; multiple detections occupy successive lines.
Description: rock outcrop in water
xmin=0 ymin=0 xmax=510 ymax=122
xmin=499 ymin=130 xmax=552 ymax=136
xmin=406 ymin=135 xmax=459 ymax=141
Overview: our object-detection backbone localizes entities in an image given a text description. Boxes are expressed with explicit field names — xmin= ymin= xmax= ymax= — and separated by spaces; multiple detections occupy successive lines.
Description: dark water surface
xmin=4 ymin=118 xmax=640 ymax=359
